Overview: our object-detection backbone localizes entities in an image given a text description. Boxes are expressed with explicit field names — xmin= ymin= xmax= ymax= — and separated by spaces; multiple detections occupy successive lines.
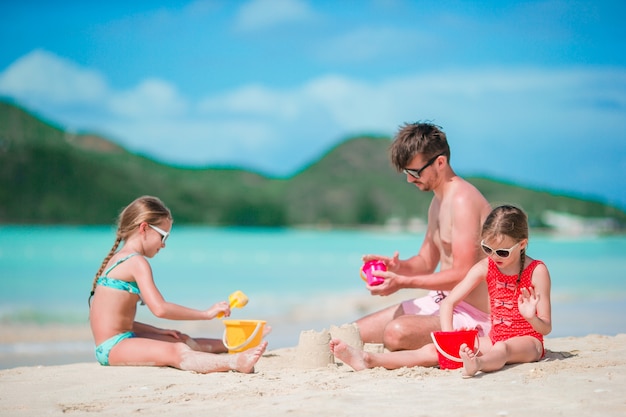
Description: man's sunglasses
xmin=480 ymin=240 xmax=521 ymax=258
xmin=148 ymin=224 xmax=169 ymax=244
xmin=402 ymin=153 xmax=445 ymax=179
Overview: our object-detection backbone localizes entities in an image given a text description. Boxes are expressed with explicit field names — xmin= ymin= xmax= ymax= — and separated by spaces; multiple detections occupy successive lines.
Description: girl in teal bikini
xmin=88 ymin=196 xmax=267 ymax=373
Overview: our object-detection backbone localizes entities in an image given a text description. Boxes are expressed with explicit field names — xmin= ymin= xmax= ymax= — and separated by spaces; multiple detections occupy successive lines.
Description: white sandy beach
xmin=1 ymin=333 xmax=625 ymax=417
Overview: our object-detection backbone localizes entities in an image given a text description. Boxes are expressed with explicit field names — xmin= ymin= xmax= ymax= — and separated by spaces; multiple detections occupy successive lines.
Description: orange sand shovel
xmin=217 ymin=290 xmax=249 ymax=318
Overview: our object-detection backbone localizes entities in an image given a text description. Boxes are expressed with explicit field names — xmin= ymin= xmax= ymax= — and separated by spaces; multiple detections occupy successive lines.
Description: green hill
xmin=1 ymin=100 xmax=624 ymax=230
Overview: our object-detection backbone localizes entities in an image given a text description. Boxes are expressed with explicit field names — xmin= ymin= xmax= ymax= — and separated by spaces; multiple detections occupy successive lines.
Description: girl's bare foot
xmin=329 ymin=339 xmax=368 ymax=371
xmin=459 ymin=343 xmax=481 ymax=378
xmin=234 ymin=341 xmax=268 ymax=373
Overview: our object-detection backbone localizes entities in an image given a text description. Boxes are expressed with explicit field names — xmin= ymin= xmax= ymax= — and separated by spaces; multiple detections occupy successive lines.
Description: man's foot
xmin=329 ymin=339 xmax=369 ymax=371
xmin=234 ymin=341 xmax=268 ymax=373
xmin=459 ymin=343 xmax=480 ymax=377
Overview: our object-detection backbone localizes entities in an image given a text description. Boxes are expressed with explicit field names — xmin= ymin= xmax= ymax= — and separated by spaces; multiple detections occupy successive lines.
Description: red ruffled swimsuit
xmin=487 ymin=258 xmax=544 ymax=346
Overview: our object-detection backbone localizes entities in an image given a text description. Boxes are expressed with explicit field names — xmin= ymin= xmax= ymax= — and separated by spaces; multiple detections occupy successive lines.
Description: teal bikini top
xmin=96 ymin=253 xmax=141 ymax=295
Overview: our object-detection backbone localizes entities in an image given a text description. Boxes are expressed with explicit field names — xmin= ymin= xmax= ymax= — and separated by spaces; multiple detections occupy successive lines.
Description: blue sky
xmin=1 ymin=0 xmax=625 ymax=209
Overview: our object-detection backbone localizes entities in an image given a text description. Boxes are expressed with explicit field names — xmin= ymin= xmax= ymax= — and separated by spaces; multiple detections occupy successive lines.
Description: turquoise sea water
xmin=1 ymin=226 xmax=626 ymax=367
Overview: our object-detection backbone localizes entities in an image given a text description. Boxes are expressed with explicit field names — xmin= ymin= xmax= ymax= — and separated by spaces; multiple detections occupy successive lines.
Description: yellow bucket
xmin=222 ymin=320 xmax=266 ymax=354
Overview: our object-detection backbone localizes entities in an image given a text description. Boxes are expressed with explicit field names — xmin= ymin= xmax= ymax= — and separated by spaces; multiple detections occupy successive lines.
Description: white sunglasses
xmin=148 ymin=224 xmax=169 ymax=244
xmin=480 ymin=240 xmax=521 ymax=258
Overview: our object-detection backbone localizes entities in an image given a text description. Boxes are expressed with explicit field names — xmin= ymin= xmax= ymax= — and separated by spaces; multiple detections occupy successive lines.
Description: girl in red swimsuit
xmin=439 ymin=205 xmax=552 ymax=377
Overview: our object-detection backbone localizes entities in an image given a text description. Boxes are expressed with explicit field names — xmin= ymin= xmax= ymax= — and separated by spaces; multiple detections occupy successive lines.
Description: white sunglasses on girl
xmin=480 ymin=240 xmax=521 ymax=258
xmin=148 ymin=224 xmax=169 ymax=244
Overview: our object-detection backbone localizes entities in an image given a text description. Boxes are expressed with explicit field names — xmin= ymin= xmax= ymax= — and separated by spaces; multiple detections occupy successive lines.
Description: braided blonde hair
xmin=481 ymin=205 xmax=529 ymax=286
xmin=88 ymin=196 xmax=172 ymax=306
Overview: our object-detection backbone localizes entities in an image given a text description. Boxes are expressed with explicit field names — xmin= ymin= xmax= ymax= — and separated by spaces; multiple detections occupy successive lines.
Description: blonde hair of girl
xmin=88 ymin=196 xmax=172 ymax=306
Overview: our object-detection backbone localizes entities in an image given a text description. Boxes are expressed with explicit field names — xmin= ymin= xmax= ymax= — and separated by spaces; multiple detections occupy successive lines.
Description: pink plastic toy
xmin=360 ymin=260 xmax=387 ymax=286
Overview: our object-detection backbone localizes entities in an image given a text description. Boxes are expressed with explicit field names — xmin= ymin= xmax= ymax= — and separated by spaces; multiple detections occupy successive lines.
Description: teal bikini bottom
xmin=95 ymin=332 xmax=135 ymax=366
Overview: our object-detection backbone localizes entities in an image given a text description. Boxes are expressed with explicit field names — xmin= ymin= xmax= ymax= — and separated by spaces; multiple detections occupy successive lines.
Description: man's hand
xmin=367 ymin=270 xmax=404 ymax=296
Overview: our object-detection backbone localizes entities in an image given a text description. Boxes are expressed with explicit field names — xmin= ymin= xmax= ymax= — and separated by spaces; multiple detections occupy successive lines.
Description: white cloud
xmin=197 ymin=75 xmax=398 ymax=133
xmin=1 ymin=50 xmax=624 ymax=204
xmin=109 ymin=78 xmax=188 ymax=119
xmin=234 ymin=0 xmax=316 ymax=32
xmin=0 ymin=50 xmax=107 ymax=104
xmin=104 ymin=118 xmax=276 ymax=162
xmin=0 ymin=50 xmax=189 ymax=123
xmin=4 ymin=51 xmax=625 ymax=148
xmin=198 ymin=84 xmax=298 ymax=119
xmin=335 ymin=67 xmax=626 ymax=135
xmin=194 ymin=67 xmax=626 ymax=143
